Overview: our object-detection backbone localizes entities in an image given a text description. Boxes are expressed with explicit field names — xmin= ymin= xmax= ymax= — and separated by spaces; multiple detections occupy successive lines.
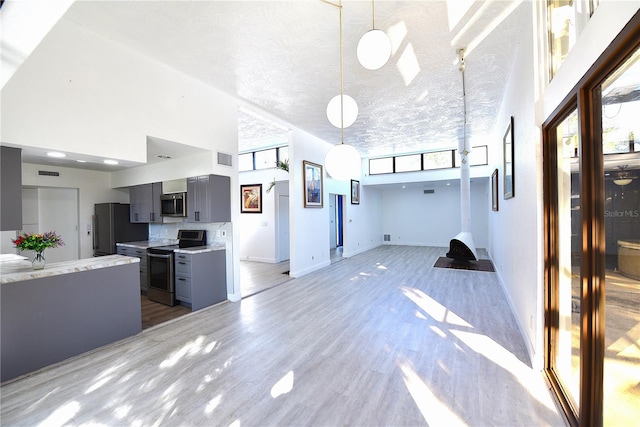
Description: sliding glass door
xmin=544 ymin=18 xmax=640 ymax=427
xmin=599 ymin=47 xmax=640 ymax=427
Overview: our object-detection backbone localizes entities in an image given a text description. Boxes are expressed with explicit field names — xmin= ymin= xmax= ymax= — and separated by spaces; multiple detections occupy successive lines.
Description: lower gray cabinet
xmin=117 ymin=246 xmax=148 ymax=293
xmin=174 ymin=250 xmax=226 ymax=311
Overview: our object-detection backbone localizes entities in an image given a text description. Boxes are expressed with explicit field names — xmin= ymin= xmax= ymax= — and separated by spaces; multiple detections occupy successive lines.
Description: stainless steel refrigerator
xmin=93 ymin=203 xmax=148 ymax=256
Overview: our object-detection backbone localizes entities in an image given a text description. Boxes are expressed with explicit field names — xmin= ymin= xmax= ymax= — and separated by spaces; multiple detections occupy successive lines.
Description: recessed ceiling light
xmin=46 ymin=151 xmax=66 ymax=158
xmin=76 ymin=159 xmax=87 ymax=163
xmin=103 ymin=159 xmax=119 ymax=165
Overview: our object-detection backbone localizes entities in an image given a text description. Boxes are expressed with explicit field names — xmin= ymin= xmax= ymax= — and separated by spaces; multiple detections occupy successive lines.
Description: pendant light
xmin=357 ymin=0 xmax=391 ymax=70
xmin=613 ymin=165 xmax=634 ymax=186
xmin=324 ymin=0 xmax=361 ymax=181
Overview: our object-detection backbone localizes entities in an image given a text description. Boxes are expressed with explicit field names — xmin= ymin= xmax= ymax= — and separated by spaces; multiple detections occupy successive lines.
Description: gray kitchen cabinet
xmin=174 ymin=250 xmax=226 ymax=310
xmin=129 ymin=182 xmax=162 ymax=223
xmin=117 ymin=246 xmax=148 ymax=293
xmin=1 ymin=147 xmax=22 ymax=231
xmin=186 ymin=174 xmax=230 ymax=223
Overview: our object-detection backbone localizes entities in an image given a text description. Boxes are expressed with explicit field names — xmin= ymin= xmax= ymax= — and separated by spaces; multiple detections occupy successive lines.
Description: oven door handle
xmin=148 ymin=252 xmax=173 ymax=259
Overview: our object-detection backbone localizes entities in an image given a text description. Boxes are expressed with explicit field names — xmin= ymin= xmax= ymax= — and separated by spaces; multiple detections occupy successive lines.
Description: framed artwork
xmin=240 ymin=184 xmax=262 ymax=213
xmin=351 ymin=179 xmax=360 ymax=204
xmin=303 ymin=160 xmax=323 ymax=208
xmin=491 ymin=169 xmax=499 ymax=211
xmin=503 ymin=116 xmax=515 ymax=199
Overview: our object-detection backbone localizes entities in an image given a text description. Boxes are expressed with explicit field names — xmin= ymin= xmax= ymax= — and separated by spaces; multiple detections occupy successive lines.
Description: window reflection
xmin=599 ymin=46 xmax=640 ymax=427
xmin=547 ymin=0 xmax=601 ymax=80
xmin=553 ymin=108 xmax=581 ymax=412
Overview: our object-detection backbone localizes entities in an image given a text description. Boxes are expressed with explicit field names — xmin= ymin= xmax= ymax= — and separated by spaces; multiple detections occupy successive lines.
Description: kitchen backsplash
xmin=148 ymin=221 xmax=232 ymax=246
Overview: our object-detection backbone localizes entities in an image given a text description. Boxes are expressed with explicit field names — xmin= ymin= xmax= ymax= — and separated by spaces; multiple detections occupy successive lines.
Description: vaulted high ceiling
xmin=61 ymin=0 xmax=526 ymax=158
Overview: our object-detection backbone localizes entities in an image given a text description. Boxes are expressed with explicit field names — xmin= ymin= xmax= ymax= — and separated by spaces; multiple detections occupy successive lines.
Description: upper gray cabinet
xmin=129 ymin=182 xmax=162 ymax=223
xmin=1 ymin=147 xmax=23 ymax=231
xmin=187 ymin=174 xmax=230 ymax=223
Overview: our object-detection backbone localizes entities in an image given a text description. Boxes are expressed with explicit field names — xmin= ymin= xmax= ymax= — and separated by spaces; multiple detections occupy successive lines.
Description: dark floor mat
xmin=433 ymin=257 xmax=495 ymax=272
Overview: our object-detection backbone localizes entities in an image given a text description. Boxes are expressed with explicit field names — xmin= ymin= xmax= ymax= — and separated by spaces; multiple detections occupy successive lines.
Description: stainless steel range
xmin=147 ymin=229 xmax=206 ymax=306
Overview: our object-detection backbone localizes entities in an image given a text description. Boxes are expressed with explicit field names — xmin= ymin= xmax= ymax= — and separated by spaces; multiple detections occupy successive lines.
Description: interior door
xmin=24 ymin=187 xmax=80 ymax=263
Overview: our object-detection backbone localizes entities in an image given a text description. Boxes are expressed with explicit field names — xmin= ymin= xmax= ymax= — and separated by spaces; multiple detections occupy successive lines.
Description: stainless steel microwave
xmin=160 ymin=193 xmax=187 ymax=217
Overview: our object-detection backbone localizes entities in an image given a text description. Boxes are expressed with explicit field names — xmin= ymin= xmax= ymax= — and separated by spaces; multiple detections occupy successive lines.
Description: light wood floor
xmin=240 ymin=248 xmax=342 ymax=298
xmin=0 ymin=246 xmax=565 ymax=426
xmin=240 ymin=259 xmax=292 ymax=298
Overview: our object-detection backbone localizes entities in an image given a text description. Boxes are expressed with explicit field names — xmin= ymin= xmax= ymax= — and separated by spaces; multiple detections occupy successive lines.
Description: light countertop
xmin=174 ymin=244 xmax=226 ymax=254
xmin=116 ymin=241 xmax=226 ymax=253
xmin=116 ymin=240 xmax=177 ymax=249
xmin=0 ymin=255 xmax=139 ymax=284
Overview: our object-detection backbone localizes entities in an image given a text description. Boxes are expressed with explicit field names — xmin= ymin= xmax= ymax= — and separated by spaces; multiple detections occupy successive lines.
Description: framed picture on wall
xmin=491 ymin=169 xmax=499 ymax=211
xmin=303 ymin=160 xmax=323 ymax=208
xmin=240 ymin=184 xmax=262 ymax=213
xmin=351 ymin=179 xmax=360 ymax=204
xmin=503 ymin=116 xmax=515 ymax=199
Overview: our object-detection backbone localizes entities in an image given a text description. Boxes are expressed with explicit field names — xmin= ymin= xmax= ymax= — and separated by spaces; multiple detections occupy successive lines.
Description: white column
xmin=458 ymin=139 xmax=471 ymax=233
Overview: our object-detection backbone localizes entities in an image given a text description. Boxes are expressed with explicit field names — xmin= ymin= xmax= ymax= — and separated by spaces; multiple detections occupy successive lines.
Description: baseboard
xmin=240 ymin=255 xmax=277 ymax=263
xmin=227 ymin=292 xmax=241 ymax=302
xmin=289 ymin=259 xmax=331 ymax=278
xmin=382 ymin=241 xmax=449 ymax=249
xmin=488 ymin=252 xmax=538 ymax=368
xmin=342 ymin=243 xmax=381 ymax=258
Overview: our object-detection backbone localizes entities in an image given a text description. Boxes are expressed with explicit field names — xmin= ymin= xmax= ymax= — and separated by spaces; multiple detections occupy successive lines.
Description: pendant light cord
xmin=371 ymin=0 xmax=376 ymax=29
xmin=339 ymin=0 xmax=344 ymax=143
xmin=321 ymin=0 xmax=347 ymax=144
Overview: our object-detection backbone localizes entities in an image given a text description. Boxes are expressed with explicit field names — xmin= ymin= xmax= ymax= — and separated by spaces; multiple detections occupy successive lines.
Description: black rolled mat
xmin=433 ymin=257 xmax=495 ymax=272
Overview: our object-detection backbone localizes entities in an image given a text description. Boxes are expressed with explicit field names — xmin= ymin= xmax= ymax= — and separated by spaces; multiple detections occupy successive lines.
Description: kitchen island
xmin=1 ymin=255 xmax=142 ymax=382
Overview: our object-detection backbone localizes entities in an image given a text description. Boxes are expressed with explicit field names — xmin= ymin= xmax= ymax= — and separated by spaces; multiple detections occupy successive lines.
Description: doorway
xmin=329 ymin=193 xmax=344 ymax=263
xmin=22 ymin=187 xmax=80 ymax=263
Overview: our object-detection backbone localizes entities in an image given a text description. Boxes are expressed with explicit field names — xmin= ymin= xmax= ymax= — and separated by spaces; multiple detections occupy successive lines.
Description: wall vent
xmin=217 ymin=152 xmax=232 ymax=167
xmin=383 ymin=234 xmax=391 ymax=242
xmin=423 ymin=189 xmax=435 ymax=194
xmin=38 ymin=170 xmax=60 ymax=177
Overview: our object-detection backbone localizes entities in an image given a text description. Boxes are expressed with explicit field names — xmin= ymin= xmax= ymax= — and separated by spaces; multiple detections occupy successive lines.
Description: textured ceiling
xmin=57 ymin=1 xmax=525 ymax=160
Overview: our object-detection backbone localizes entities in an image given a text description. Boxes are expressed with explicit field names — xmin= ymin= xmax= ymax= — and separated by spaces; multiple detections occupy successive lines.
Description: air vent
xmin=38 ymin=170 xmax=60 ymax=177
xmin=423 ymin=189 xmax=435 ymax=194
xmin=217 ymin=152 xmax=232 ymax=167
xmin=383 ymin=234 xmax=391 ymax=242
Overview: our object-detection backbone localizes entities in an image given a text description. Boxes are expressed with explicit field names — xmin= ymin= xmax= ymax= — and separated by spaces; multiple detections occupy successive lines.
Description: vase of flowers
xmin=11 ymin=231 xmax=64 ymax=270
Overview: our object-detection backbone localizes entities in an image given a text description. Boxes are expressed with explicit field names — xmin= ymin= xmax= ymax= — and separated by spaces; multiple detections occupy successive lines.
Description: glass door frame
xmin=543 ymin=11 xmax=640 ymax=427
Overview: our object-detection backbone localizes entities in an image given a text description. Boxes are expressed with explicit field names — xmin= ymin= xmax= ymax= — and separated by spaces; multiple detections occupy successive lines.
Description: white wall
xmin=288 ymin=129 xmax=333 ymax=277
xmin=238 ymin=168 xmax=289 ymax=262
xmin=0 ymin=0 xmax=74 ymax=88
xmin=1 ymin=17 xmax=239 ymax=165
xmin=381 ymin=181 xmax=488 ymax=249
xmin=488 ymin=1 xmax=541 ymax=366
xmin=19 ymin=163 xmax=130 ymax=259
xmin=343 ymin=184 xmax=384 ymax=258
